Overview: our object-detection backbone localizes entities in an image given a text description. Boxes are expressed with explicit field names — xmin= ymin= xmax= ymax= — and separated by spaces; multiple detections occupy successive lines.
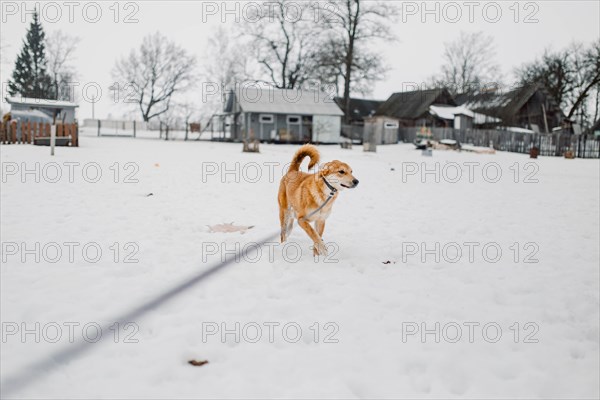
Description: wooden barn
xmin=215 ymin=87 xmax=343 ymax=143
xmin=455 ymin=84 xmax=564 ymax=133
xmin=375 ymin=88 xmax=457 ymax=127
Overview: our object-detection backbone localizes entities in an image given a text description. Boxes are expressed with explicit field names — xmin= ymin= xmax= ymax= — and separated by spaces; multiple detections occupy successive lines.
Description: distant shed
xmin=363 ymin=116 xmax=400 ymax=145
xmin=5 ymin=96 xmax=78 ymax=123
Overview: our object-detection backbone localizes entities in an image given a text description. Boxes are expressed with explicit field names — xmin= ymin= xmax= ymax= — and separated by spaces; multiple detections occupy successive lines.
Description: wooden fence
xmin=0 ymin=121 xmax=79 ymax=147
xmin=399 ymin=127 xmax=600 ymax=158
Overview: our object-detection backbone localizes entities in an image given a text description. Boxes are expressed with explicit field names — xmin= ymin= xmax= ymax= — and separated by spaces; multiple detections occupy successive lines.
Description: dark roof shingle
xmin=375 ymin=89 xmax=455 ymax=119
xmin=335 ymin=97 xmax=384 ymax=120
xmin=455 ymin=84 xmax=552 ymax=120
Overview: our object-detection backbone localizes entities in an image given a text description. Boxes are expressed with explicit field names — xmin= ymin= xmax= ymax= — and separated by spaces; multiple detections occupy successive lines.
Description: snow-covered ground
xmin=1 ymin=132 xmax=599 ymax=399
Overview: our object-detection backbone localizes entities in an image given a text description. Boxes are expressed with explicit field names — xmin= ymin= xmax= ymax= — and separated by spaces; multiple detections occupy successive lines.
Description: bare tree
xmin=315 ymin=0 xmax=397 ymax=123
xmin=593 ymin=88 xmax=600 ymax=124
xmin=517 ymin=49 xmax=573 ymax=110
xmin=112 ymin=32 xmax=197 ymax=122
xmin=245 ymin=0 xmax=320 ymax=89
xmin=203 ymin=26 xmax=253 ymax=89
xmin=517 ymin=40 xmax=600 ymax=127
xmin=200 ymin=27 xmax=254 ymax=122
xmin=430 ymin=31 xmax=502 ymax=96
xmin=45 ymin=30 xmax=80 ymax=100
xmin=568 ymin=41 xmax=600 ymax=125
xmin=314 ymin=36 xmax=386 ymax=97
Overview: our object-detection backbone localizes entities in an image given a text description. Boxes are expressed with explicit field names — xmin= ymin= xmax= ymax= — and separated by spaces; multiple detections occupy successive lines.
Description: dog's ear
xmin=318 ymin=162 xmax=332 ymax=177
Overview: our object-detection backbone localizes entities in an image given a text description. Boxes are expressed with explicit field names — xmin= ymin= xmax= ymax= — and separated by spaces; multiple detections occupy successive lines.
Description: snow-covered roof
xmin=429 ymin=105 xmax=474 ymax=119
xmin=472 ymin=113 xmax=501 ymax=125
xmin=5 ymin=96 xmax=78 ymax=108
xmin=9 ymin=109 xmax=53 ymax=122
xmin=234 ymin=87 xmax=344 ymax=116
xmin=429 ymin=105 xmax=501 ymax=125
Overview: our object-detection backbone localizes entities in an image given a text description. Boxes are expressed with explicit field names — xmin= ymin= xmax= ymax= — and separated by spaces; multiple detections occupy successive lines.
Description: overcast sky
xmin=1 ymin=1 xmax=598 ymax=120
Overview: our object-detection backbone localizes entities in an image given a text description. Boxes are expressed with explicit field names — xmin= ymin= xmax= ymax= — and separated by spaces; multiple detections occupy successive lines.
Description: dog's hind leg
xmin=284 ymin=210 xmax=294 ymax=239
xmin=282 ymin=211 xmax=294 ymax=242
xmin=278 ymin=181 xmax=293 ymax=242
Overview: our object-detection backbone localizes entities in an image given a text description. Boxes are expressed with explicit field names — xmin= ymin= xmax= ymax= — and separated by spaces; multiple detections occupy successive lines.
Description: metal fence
xmin=399 ymin=127 xmax=600 ymax=158
xmin=83 ymin=119 xmax=149 ymax=137
xmin=82 ymin=119 xmax=202 ymax=140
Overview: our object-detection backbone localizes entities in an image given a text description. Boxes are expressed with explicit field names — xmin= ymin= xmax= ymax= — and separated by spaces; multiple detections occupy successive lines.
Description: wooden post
xmin=133 ymin=120 xmax=136 ymax=138
xmin=50 ymin=124 xmax=56 ymax=156
xmin=21 ymin=121 xmax=31 ymax=143
xmin=185 ymin=121 xmax=189 ymax=141
xmin=97 ymin=119 xmax=101 ymax=137
xmin=72 ymin=123 xmax=79 ymax=147
xmin=23 ymin=122 xmax=28 ymax=143
xmin=165 ymin=124 xmax=169 ymax=141
xmin=10 ymin=121 xmax=17 ymax=143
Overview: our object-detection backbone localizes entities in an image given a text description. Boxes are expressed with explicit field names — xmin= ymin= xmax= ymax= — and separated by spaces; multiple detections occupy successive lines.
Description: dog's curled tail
xmin=289 ymin=144 xmax=320 ymax=172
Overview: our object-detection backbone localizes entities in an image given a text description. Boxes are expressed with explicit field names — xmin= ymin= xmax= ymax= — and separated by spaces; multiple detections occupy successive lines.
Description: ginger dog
xmin=278 ymin=144 xmax=359 ymax=256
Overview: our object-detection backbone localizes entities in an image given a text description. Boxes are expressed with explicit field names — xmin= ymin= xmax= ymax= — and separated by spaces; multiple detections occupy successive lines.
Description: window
xmin=287 ymin=115 xmax=301 ymax=124
xmin=384 ymin=121 xmax=399 ymax=129
xmin=259 ymin=114 xmax=274 ymax=123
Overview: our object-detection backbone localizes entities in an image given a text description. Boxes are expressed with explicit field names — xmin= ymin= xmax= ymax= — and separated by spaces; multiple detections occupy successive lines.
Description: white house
xmin=214 ymin=86 xmax=343 ymax=143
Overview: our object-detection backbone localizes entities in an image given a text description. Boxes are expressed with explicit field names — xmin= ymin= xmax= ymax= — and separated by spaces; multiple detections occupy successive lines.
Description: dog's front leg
xmin=315 ymin=219 xmax=326 ymax=238
xmin=298 ymin=218 xmax=327 ymax=256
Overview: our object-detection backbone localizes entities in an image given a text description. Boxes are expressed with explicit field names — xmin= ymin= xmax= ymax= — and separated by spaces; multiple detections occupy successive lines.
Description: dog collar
xmin=322 ymin=177 xmax=337 ymax=196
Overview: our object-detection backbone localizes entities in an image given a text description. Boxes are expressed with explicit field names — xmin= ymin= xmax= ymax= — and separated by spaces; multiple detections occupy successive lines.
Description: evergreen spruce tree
xmin=8 ymin=10 xmax=53 ymax=99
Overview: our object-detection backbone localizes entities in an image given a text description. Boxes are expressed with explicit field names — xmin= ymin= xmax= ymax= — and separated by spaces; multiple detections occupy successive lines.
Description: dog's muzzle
xmin=342 ymin=179 xmax=359 ymax=188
